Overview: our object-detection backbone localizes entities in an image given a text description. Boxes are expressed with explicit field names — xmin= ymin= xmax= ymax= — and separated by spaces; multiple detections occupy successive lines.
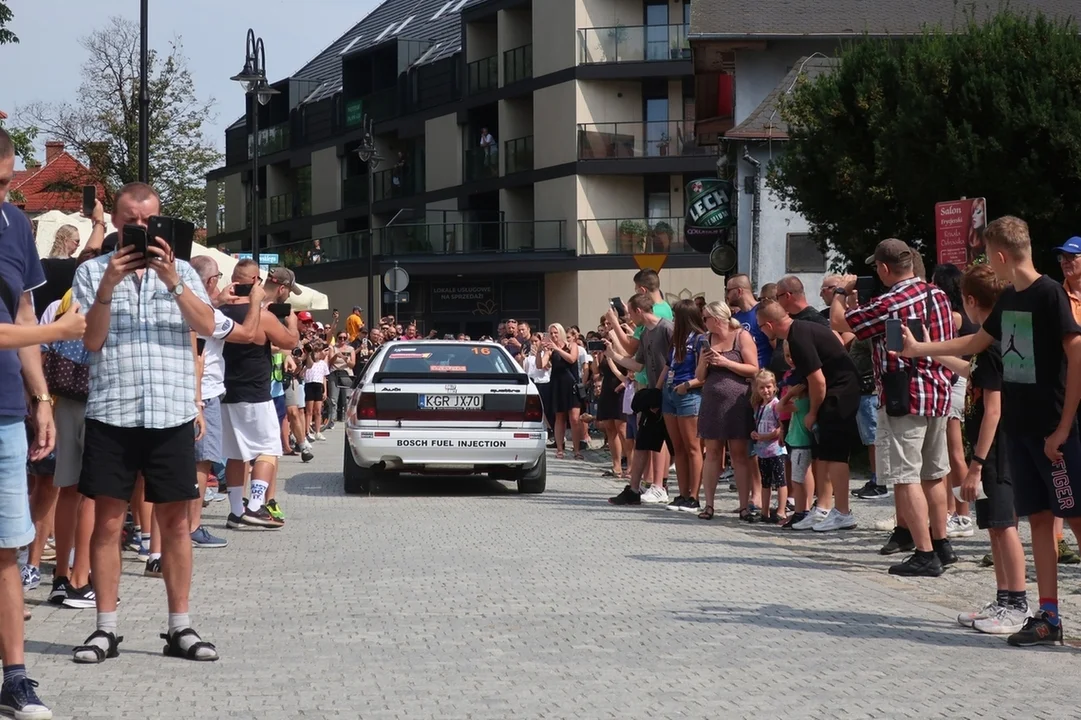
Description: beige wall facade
xmin=533 ymin=175 xmax=577 ymax=251
xmin=532 ymin=0 xmax=575 ymax=76
xmin=307 ymin=276 xmax=375 ymax=324
xmin=532 ymin=81 xmax=577 ymax=168
xmin=425 ymin=113 xmax=463 ymax=191
xmin=568 ymin=267 xmax=720 ymax=328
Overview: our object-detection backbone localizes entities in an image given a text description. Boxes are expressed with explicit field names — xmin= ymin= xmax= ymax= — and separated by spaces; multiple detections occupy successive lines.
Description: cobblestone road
xmin=22 ymin=431 xmax=1081 ymax=719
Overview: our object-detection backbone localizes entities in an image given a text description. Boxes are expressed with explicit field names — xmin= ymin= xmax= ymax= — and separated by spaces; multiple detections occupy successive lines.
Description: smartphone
xmin=854 ymin=276 xmax=878 ymax=303
xmin=268 ymin=302 xmax=291 ymax=319
xmin=234 ymin=284 xmax=253 ymax=297
xmin=906 ymin=318 xmax=925 ymax=342
xmin=609 ymin=297 xmax=627 ymax=317
xmin=82 ymin=186 xmax=95 ymax=217
xmin=586 ymin=339 xmax=606 ymax=353
xmin=120 ymin=224 xmax=148 ymax=267
xmin=885 ymin=318 xmax=904 ymax=352
xmin=196 ymin=338 xmax=206 ymax=356
xmin=148 ymin=216 xmax=196 ymax=261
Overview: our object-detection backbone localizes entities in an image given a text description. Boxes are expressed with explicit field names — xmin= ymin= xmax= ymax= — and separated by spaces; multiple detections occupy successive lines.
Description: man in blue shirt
xmin=0 ymin=127 xmax=72 ymax=720
xmin=726 ymin=274 xmax=772 ymax=368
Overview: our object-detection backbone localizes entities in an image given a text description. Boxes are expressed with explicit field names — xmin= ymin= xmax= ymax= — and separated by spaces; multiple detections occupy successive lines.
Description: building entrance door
xmin=424 ymin=317 xmax=497 ymax=340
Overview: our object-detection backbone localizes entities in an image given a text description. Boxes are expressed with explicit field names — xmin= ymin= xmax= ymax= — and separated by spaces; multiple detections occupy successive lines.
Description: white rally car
xmin=342 ymin=340 xmax=547 ymax=495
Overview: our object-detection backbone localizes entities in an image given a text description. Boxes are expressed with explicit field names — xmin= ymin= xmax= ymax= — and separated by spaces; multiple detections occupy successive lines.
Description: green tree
xmin=768 ymin=9 xmax=1081 ymax=272
xmin=0 ymin=1 xmax=17 ymax=45
xmin=22 ymin=16 xmax=221 ymax=225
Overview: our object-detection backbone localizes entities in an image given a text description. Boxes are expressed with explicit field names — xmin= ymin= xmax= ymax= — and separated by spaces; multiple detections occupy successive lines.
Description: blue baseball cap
xmin=1055 ymin=237 xmax=1081 ymax=254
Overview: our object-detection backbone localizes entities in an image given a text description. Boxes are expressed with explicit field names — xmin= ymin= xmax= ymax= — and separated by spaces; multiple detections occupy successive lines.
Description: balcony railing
xmin=577 ymin=120 xmax=714 ymax=159
xmin=578 ymin=217 xmax=695 ymax=255
xmin=464 ymin=145 xmax=500 ymax=182
xmin=504 ymin=136 xmax=533 ymax=175
xmin=503 ymin=44 xmax=532 ymax=85
xmin=578 ymin=24 xmax=690 ymax=64
xmin=467 ymin=55 xmax=498 ymax=94
xmin=248 ymin=123 xmax=290 ymax=158
xmin=277 ymin=222 xmax=569 ymax=267
xmin=275 ymin=233 xmax=372 ymax=269
xmin=372 ymin=154 xmax=425 ymax=201
xmin=267 ymin=193 xmax=293 ymax=224
xmin=381 ymin=221 xmax=568 ymax=254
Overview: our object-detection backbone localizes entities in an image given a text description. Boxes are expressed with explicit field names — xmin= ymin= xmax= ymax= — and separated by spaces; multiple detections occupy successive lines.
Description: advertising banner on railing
xmin=684 ymin=178 xmax=735 ymax=253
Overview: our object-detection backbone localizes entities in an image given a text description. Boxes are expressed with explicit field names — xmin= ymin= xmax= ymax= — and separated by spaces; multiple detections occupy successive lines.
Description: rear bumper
xmin=346 ymin=426 xmax=546 ymax=471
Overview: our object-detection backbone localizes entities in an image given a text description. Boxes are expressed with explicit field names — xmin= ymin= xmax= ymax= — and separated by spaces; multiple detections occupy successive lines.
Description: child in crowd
xmin=751 ymin=370 xmax=788 ymax=523
xmin=940 ymin=264 xmax=1031 ymax=635
xmin=778 ymin=342 xmax=817 ymax=529
xmin=609 ymin=388 xmax=668 ymax=505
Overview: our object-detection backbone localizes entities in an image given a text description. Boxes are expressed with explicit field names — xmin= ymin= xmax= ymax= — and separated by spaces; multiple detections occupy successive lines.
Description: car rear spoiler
xmin=372 ymin=371 xmax=530 ymax=384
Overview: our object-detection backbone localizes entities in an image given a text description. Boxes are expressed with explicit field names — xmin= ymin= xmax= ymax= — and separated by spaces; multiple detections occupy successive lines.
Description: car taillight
xmin=358 ymin=392 xmax=377 ymax=420
xmin=524 ymin=395 xmax=543 ymax=422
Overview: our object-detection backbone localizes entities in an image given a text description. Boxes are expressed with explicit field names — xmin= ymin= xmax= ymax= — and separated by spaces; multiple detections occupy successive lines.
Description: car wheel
xmin=517 ymin=453 xmax=546 ymax=494
xmin=343 ymin=439 xmax=372 ymax=495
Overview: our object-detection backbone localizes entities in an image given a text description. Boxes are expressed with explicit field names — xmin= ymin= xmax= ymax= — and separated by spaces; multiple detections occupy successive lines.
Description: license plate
xmin=419 ymin=394 xmax=482 ymax=410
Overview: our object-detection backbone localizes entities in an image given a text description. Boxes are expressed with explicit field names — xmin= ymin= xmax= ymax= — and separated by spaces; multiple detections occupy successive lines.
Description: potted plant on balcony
xmin=657 ymin=132 xmax=671 ymax=156
xmin=618 ymin=220 xmax=648 ymax=254
xmin=650 ymin=221 xmax=674 ymax=253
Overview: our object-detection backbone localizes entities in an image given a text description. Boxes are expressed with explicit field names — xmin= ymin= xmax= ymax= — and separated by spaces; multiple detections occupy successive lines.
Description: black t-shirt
xmin=966 ymin=342 xmax=1003 ymax=449
xmin=982 ymin=275 xmax=1081 ymax=436
xmin=769 ymin=307 xmax=832 ymax=378
xmin=787 ymin=319 xmax=861 ymax=419
xmin=220 ymin=302 xmax=272 ymax=404
xmin=33 ymin=258 xmax=78 ymax=319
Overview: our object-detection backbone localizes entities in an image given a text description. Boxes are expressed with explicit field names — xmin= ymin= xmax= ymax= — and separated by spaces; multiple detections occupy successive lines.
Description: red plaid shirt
xmin=845 ymin=278 xmax=955 ymax=416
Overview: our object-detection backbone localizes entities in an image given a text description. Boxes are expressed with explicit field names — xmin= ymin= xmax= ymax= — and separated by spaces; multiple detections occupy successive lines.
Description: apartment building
xmin=205 ymin=0 xmax=728 ymax=335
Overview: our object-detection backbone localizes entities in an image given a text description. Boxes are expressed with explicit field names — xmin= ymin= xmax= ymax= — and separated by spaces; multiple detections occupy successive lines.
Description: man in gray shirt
xmin=606 ymin=293 xmax=673 ymax=504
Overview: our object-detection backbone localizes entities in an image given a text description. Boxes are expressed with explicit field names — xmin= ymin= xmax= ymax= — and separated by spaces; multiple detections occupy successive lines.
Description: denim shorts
xmin=195 ymin=395 xmax=224 ymax=464
xmin=662 ymin=385 xmax=701 ymax=417
xmin=0 ymin=416 xmax=35 ymax=549
xmin=856 ymin=394 xmax=879 ymax=446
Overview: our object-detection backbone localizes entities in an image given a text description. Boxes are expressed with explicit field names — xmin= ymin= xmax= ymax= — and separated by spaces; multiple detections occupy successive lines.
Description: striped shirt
xmin=73 ymin=256 xmax=210 ymax=429
xmin=845 ymin=277 xmax=955 ymax=416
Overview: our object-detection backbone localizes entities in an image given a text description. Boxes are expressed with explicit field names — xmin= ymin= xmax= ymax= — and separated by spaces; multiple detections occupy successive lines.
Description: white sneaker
xmin=812 ymin=508 xmax=857 ymax=532
xmin=872 ymin=515 xmax=897 ymax=531
xmin=946 ymin=514 xmax=975 ymax=538
xmin=315 ymin=432 xmax=327 ymax=441
xmin=957 ymin=601 xmax=998 ymax=628
xmin=792 ymin=507 xmax=829 ymax=530
xmin=640 ymin=485 xmax=669 ymax=504
xmin=973 ymin=604 xmax=1033 ymax=635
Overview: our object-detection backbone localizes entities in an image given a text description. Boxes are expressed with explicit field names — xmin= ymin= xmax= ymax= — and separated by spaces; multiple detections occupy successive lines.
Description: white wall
xmin=733 ymin=40 xmax=839 ymax=124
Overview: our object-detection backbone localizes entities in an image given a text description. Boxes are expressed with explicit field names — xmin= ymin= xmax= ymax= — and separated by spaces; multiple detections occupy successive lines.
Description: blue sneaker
xmin=191 ymin=526 xmax=228 ymax=548
xmin=20 ymin=565 xmax=40 ymax=592
xmin=136 ymin=542 xmax=150 ymax=562
xmin=0 ymin=676 xmax=52 ymax=720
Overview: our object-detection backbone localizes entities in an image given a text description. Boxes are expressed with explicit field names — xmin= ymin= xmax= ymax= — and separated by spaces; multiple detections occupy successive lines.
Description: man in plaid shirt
xmin=71 ymin=182 xmax=220 ymax=666
xmin=830 ymin=239 xmax=958 ymax=577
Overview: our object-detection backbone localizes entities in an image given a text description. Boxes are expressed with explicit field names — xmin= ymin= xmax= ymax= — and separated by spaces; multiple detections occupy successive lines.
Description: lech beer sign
xmin=684 ymin=178 xmax=735 ymax=253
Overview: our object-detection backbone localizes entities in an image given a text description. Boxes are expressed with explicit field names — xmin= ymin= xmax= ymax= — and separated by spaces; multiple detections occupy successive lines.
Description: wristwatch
xmin=30 ymin=394 xmax=53 ymax=406
xmin=833 ymin=287 xmax=848 ymax=297
xmin=171 ymin=281 xmax=186 ymax=298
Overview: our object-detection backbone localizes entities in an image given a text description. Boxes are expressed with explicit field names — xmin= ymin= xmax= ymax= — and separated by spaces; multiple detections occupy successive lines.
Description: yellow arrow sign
xmin=634 ymin=254 xmax=668 ymax=272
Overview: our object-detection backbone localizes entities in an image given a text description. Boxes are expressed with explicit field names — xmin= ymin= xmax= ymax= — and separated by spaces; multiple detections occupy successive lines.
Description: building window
xmin=786 ymin=233 xmax=827 ymax=273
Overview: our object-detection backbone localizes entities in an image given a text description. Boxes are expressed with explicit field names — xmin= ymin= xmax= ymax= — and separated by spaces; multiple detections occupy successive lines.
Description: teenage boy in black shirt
xmin=920 ymin=264 xmax=1030 ymax=634
xmin=904 ymin=216 xmax=1081 ymax=647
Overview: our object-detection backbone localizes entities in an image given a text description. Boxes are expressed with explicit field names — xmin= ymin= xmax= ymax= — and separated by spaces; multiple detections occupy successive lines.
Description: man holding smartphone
xmin=830 ymin=238 xmax=958 ymax=577
xmin=72 ymin=181 xmax=219 ymax=665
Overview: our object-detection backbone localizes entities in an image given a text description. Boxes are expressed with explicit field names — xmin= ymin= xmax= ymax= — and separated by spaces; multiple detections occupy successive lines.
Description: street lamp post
xmin=355 ymin=117 xmax=382 ymax=330
xmin=138 ymin=0 xmax=149 ymax=182
xmin=230 ymin=29 xmax=279 ymax=269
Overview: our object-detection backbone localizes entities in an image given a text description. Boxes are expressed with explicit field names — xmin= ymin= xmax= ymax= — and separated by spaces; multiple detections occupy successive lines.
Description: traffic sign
xmin=384 ymin=265 xmax=410 ymax=293
xmin=383 ymin=291 xmax=409 ymax=305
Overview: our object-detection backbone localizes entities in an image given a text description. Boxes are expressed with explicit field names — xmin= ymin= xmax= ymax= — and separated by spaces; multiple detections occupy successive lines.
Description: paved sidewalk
xmin=19 ymin=431 xmax=1081 ymax=719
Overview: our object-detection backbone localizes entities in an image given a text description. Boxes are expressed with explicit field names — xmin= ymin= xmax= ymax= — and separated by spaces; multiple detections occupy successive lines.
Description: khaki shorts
xmin=875 ymin=408 xmax=950 ymax=485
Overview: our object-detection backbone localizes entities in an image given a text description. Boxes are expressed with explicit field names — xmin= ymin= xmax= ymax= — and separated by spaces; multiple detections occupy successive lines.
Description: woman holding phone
xmin=659 ymin=300 xmax=706 ymax=511
xmin=538 ymin=323 xmax=581 ymax=459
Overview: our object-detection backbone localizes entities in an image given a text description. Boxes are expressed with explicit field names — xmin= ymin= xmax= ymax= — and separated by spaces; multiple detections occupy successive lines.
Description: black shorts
xmin=79 ymin=419 xmax=199 ymax=505
xmin=811 ymin=410 xmax=861 ymax=464
xmin=758 ymin=455 xmax=785 ymax=489
xmin=975 ymin=440 xmax=1015 ymax=529
xmin=1007 ymin=428 xmax=1081 ymax=519
xmin=304 ymin=382 xmax=325 ymax=403
xmin=635 ymin=412 xmax=672 ymax=454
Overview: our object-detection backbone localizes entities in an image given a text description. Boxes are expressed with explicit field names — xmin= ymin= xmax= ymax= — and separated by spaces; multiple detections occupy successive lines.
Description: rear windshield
xmin=380 ymin=344 xmax=518 ymax=375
